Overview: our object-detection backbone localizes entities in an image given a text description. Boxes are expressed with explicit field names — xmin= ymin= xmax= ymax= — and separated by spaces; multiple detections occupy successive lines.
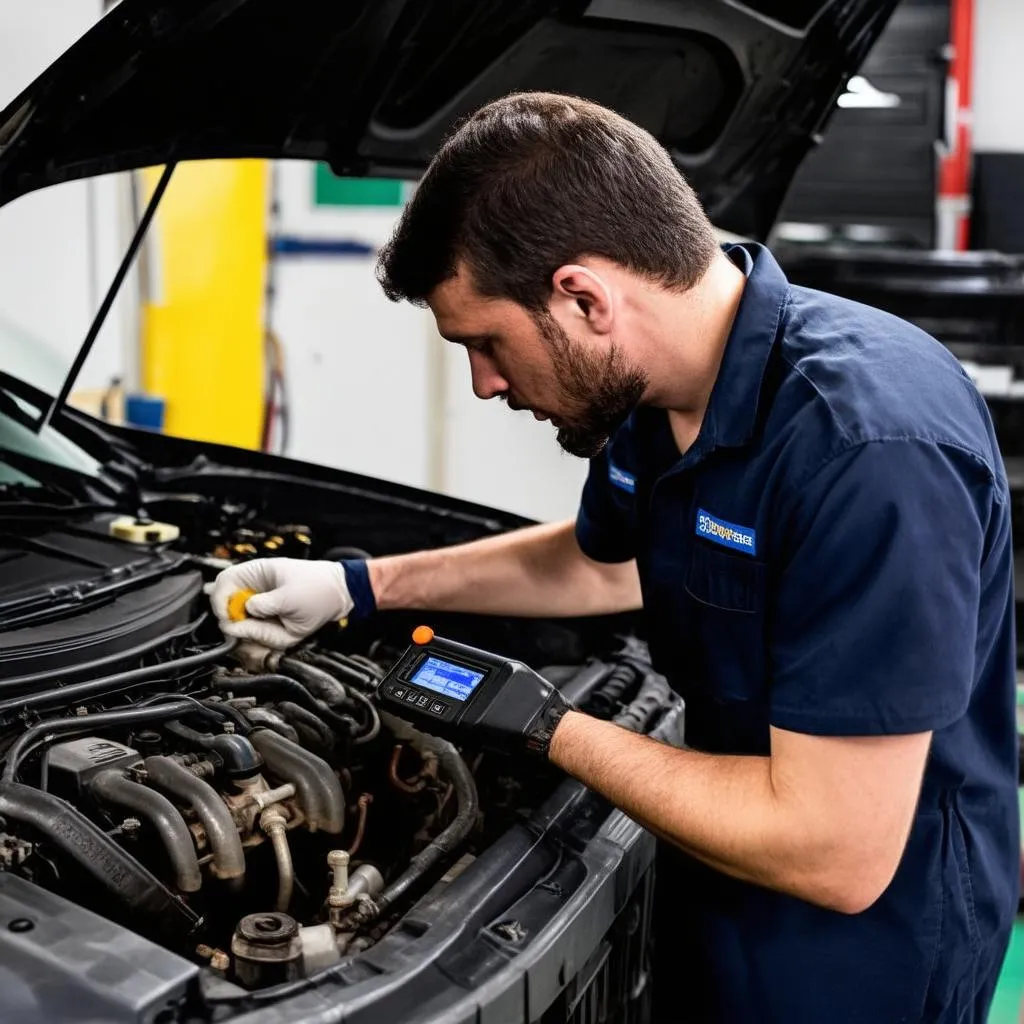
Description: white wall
xmin=271 ymin=161 xmax=590 ymax=522
xmin=972 ymin=0 xmax=1024 ymax=153
xmin=0 ymin=1 xmax=130 ymax=397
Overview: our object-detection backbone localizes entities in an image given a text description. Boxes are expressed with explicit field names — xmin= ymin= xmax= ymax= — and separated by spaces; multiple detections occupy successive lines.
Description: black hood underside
xmin=0 ymin=0 xmax=898 ymax=239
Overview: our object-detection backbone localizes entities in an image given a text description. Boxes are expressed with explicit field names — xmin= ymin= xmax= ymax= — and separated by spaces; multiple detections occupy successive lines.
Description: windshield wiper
xmin=0 ymin=445 xmax=121 ymax=505
xmin=37 ymin=162 xmax=177 ymax=433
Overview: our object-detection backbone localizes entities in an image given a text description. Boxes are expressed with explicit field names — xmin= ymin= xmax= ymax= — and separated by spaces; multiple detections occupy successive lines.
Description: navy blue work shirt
xmin=575 ymin=243 xmax=1020 ymax=1022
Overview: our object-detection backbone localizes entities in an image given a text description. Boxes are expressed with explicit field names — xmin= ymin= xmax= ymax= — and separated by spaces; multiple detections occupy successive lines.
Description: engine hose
xmin=0 ymin=638 xmax=237 ymax=718
xmin=613 ymin=670 xmax=672 ymax=734
xmin=88 ymin=769 xmax=202 ymax=893
xmin=143 ymin=755 xmax=246 ymax=887
xmin=163 ymin=722 xmax=264 ymax=780
xmin=0 ymin=782 xmax=201 ymax=938
xmin=243 ymin=707 xmax=299 ymax=743
xmin=274 ymin=701 xmax=335 ymax=754
xmin=279 ymin=657 xmax=348 ymax=706
xmin=261 ymin=809 xmax=294 ymax=913
xmin=307 ymin=651 xmax=377 ymax=689
xmin=211 ymin=674 xmax=356 ymax=738
xmin=0 ymin=613 xmax=208 ymax=696
xmin=2 ymin=699 xmax=198 ymax=784
xmin=248 ymin=729 xmax=345 ymax=834
xmin=587 ymin=660 xmax=640 ymax=717
xmin=345 ymin=685 xmax=381 ymax=744
xmin=299 ymin=654 xmax=380 ymax=742
xmin=358 ymin=713 xmax=478 ymax=923
xmin=552 ymin=659 xmax=615 ymax=709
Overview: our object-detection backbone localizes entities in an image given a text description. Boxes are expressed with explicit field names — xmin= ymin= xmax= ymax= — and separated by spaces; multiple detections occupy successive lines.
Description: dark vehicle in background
xmin=0 ymin=2 xmax=897 ymax=1021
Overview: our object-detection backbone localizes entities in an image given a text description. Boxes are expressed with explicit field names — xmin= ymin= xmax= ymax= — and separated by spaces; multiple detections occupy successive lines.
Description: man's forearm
xmin=367 ymin=519 xmax=641 ymax=618
xmin=548 ymin=711 xmax=888 ymax=914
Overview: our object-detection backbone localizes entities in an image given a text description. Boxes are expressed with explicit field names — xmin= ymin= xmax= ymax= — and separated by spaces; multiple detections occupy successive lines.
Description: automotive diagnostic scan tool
xmin=376 ymin=626 xmax=574 ymax=757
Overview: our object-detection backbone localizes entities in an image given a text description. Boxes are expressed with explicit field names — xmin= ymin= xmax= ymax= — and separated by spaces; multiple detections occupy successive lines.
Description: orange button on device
xmin=412 ymin=625 xmax=434 ymax=645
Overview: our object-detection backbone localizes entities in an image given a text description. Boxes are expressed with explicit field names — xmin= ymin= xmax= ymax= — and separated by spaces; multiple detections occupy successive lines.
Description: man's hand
xmin=210 ymin=558 xmax=356 ymax=650
xmin=548 ymin=712 xmax=931 ymax=914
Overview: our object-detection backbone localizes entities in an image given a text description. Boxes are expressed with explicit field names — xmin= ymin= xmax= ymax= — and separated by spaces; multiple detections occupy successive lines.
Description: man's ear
xmin=550 ymin=264 xmax=614 ymax=335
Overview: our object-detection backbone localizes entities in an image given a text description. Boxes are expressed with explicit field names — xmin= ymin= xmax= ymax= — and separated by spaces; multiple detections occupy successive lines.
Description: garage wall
xmin=269 ymin=162 xmax=590 ymax=522
xmin=972 ymin=0 xmax=1024 ymax=153
xmin=0 ymin=1 xmax=131 ymax=396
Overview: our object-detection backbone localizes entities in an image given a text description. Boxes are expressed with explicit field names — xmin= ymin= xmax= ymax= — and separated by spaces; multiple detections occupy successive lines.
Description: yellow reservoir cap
xmin=227 ymin=589 xmax=257 ymax=622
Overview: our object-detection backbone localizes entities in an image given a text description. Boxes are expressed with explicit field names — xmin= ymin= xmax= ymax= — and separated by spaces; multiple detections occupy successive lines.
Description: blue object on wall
xmin=125 ymin=394 xmax=166 ymax=431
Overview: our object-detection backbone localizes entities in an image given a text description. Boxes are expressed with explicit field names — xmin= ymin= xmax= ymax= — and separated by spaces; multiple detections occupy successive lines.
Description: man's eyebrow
xmin=440 ymin=332 xmax=492 ymax=347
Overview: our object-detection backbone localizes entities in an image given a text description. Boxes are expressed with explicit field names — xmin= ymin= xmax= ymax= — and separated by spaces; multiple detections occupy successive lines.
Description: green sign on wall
xmin=313 ymin=164 xmax=412 ymax=207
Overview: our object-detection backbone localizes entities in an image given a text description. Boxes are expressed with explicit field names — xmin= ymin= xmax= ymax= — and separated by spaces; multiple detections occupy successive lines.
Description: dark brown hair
xmin=376 ymin=91 xmax=719 ymax=312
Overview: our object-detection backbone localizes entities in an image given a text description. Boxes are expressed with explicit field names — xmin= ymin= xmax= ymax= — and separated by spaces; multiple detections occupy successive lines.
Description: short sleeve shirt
xmin=576 ymin=243 xmax=1020 ymax=1022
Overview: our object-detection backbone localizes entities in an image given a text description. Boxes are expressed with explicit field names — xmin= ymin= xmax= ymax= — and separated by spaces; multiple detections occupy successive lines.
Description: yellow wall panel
xmin=139 ymin=160 xmax=268 ymax=449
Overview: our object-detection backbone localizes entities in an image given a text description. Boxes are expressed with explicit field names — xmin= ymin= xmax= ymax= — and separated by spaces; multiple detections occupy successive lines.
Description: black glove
xmin=466 ymin=660 xmax=574 ymax=759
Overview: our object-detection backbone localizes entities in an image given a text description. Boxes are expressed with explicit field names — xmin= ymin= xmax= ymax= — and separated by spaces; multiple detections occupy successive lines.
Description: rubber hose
xmin=211 ymin=674 xmax=355 ymax=736
xmin=307 ymin=651 xmax=376 ymax=688
xmin=0 ymin=614 xmax=207 ymax=696
xmin=0 ymin=638 xmax=237 ymax=717
xmin=613 ymin=670 xmax=672 ymax=733
xmin=300 ymin=655 xmax=379 ymax=741
xmin=248 ymin=729 xmax=345 ymax=834
xmin=2 ymin=699 xmax=198 ymax=784
xmin=243 ymin=707 xmax=300 ymax=743
xmin=0 ymin=782 xmax=201 ymax=937
xmin=279 ymin=657 xmax=348 ymax=706
xmin=274 ymin=701 xmax=335 ymax=753
xmin=369 ymin=714 xmax=478 ymax=919
xmin=88 ymin=769 xmax=202 ymax=893
xmin=143 ymin=756 xmax=246 ymax=886
xmin=588 ymin=660 xmax=639 ymax=716
xmin=552 ymin=659 xmax=615 ymax=709
xmin=163 ymin=722 xmax=264 ymax=780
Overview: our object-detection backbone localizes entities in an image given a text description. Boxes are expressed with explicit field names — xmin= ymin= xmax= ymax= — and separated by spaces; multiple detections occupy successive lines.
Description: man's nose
xmin=468 ymin=350 xmax=509 ymax=400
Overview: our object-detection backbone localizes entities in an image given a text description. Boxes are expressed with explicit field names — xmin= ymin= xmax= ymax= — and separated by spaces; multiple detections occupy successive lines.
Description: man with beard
xmin=211 ymin=93 xmax=1019 ymax=1023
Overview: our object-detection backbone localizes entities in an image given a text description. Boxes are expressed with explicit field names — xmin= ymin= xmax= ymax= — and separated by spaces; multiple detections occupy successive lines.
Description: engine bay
xmin=0 ymin=479 xmax=675 ymax=996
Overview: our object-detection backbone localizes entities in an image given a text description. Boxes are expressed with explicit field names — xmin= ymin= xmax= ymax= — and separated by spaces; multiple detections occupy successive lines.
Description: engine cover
xmin=0 ymin=514 xmax=202 ymax=679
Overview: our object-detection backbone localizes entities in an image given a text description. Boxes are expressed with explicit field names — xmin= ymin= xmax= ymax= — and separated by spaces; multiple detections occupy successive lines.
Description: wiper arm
xmin=0 ymin=445 xmax=118 ymax=504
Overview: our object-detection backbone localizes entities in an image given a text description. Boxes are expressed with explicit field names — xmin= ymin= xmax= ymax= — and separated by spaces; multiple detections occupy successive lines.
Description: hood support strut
xmin=37 ymin=161 xmax=177 ymax=433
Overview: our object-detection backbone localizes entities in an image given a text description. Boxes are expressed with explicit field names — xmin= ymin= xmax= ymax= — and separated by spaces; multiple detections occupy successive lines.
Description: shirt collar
xmin=701 ymin=241 xmax=790 ymax=452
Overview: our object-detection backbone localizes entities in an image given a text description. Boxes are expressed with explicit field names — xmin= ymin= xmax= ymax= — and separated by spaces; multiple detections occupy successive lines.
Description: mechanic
xmin=211 ymin=93 xmax=1020 ymax=1022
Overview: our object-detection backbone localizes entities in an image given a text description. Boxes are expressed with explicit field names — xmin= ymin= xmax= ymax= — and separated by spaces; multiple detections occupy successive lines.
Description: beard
xmin=534 ymin=313 xmax=649 ymax=459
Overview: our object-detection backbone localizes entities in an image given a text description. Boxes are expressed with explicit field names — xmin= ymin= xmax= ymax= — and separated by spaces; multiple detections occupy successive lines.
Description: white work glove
xmin=209 ymin=558 xmax=354 ymax=652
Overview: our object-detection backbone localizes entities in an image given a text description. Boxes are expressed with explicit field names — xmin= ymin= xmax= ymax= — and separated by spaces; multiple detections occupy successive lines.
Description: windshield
xmin=0 ymin=388 xmax=102 ymax=486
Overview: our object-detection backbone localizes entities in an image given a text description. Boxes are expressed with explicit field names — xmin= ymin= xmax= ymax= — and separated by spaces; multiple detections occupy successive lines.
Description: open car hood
xmin=0 ymin=0 xmax=898 ymax=239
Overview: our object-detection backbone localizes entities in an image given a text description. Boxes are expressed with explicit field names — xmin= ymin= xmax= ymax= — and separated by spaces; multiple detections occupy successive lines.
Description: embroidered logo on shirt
xmin=696 ymin=508 xmax=757 ymax=556
xmin=608 ymin=463 xmax=636 ymax=494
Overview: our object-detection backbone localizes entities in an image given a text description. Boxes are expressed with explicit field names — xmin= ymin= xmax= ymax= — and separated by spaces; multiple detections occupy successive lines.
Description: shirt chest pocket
xmin=683 ymin=541 xmax=769 ymax=703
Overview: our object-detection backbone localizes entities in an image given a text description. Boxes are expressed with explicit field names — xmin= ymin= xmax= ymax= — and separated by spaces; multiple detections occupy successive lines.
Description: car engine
xmin=0 ymin=492 xmax=672 ymax=993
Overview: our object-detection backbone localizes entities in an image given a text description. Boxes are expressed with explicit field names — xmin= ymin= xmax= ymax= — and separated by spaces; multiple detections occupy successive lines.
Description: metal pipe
xmin=88 ymin=769 xmax=202 ymax=893
xmin=354 ymin=714 xmax=478 ymax=923
xmin=249 ymin=729 xmax=345 ymax=834
xmin=143 ymin=755 xmax=246 ymax=886
xmin=0 ymin=782 xmax=200 ymax=938
xmin=260 ymin=807 xmax=294 ymax=912
xmin=2 ymin=699 xmax=197 ymax=784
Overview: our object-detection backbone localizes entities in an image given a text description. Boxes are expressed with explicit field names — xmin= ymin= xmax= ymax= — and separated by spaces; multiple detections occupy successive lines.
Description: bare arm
xmin=549 ymin=711 xmax=931 ymax=914
xmin=368 ymin=519 xmax=641 ymax=618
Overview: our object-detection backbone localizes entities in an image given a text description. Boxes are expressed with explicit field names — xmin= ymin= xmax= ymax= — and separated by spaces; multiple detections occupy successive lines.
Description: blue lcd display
xmin=411 ymin=657 xmax=485 ymax=703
